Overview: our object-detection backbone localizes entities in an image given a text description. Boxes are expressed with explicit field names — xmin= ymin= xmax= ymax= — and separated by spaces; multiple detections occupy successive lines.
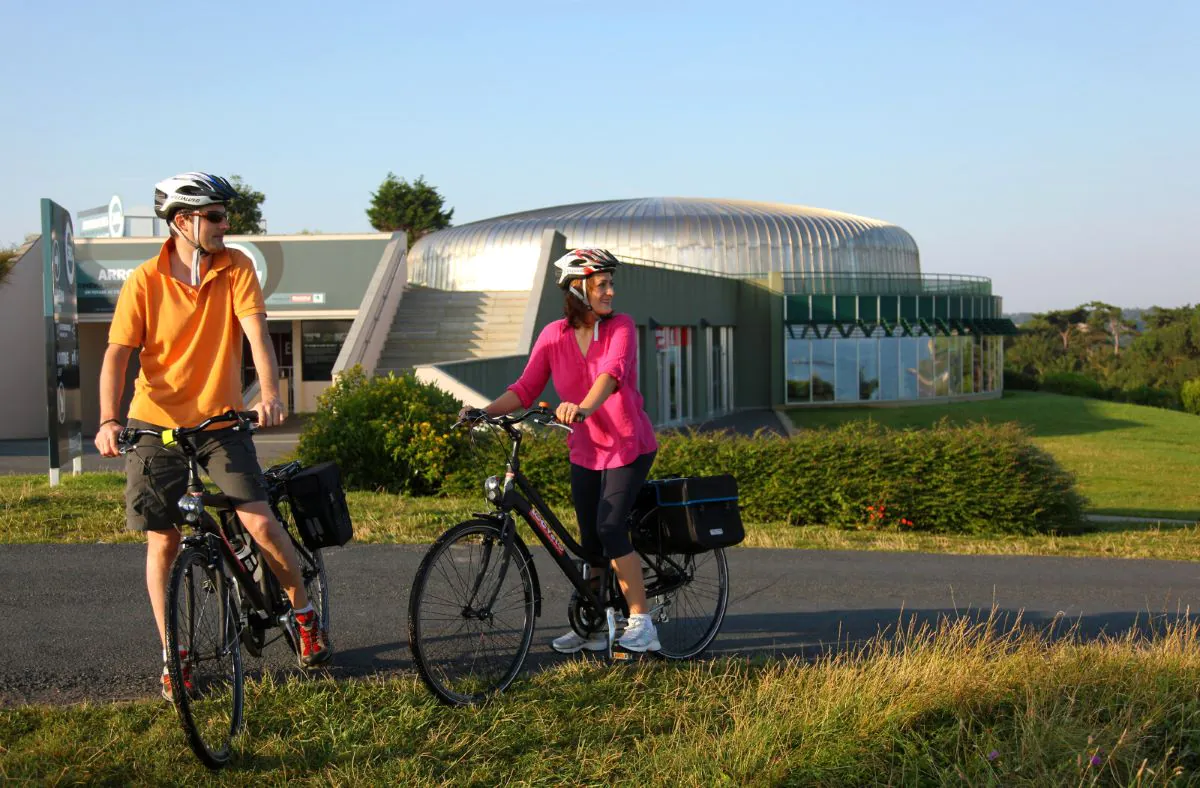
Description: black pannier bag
xmin=285 ymin=461 xmax=354 ymax=550
xmin=631 ymin=474 xmax=745 ymax=554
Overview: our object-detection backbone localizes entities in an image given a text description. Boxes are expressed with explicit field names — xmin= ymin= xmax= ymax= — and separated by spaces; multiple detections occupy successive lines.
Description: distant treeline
xmin=1004 ymin=302 xmax=1200 ymax=412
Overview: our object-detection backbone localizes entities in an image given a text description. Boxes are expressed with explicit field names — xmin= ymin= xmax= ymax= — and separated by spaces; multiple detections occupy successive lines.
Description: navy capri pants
xmin=569 ymin=451 xmax=656 ymax=562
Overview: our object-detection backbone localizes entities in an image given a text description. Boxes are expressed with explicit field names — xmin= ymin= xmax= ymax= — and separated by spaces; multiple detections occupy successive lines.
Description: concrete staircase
xmin=375 ymin=286 xmax=531 ymax=374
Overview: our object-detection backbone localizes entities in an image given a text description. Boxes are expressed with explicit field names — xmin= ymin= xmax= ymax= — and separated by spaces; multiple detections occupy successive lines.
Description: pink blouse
xmin=508 ymin=314 xmax=657 ymax=471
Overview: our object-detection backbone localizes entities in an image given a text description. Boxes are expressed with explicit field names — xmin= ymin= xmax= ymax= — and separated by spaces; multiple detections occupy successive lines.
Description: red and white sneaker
xmin=293 ymin=609 xmax=331 ymax=668
xmin=161 ymin=650 xmax=193 ymax=702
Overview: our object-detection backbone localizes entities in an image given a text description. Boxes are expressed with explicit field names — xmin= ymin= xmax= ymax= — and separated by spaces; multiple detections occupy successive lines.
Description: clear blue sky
xmin=2 ymin=1 xmax=1195 ymax=311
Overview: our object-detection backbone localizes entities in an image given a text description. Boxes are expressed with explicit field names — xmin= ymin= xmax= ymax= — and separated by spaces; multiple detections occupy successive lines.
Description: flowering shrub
xmin=296 ymin=366 xmax=466 ymax=494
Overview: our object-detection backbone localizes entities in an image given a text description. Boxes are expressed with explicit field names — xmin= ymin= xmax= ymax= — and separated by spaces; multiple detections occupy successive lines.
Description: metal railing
xmin=616 ymin=255 xmax=992 ymax=298
xmin=776 ymin=272 xmax=992 ymax=297
xmin=617 ymin=255 xmax=735 ymax=278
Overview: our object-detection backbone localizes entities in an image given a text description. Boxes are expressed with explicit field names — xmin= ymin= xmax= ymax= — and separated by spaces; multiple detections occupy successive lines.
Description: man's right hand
xmin=95 ymin=422 xmax=123 ymax=458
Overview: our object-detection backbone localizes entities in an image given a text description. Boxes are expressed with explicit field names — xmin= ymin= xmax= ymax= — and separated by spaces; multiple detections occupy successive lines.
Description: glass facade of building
xmin=785 ymin=332 xmax=1003 ymax=404
xmin=781 ymin=289 xmax=1015 ymax=405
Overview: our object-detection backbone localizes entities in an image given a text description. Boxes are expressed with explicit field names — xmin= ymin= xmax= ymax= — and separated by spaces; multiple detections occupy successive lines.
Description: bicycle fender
xmin=473 ymin=512 xmax=542 ymax=618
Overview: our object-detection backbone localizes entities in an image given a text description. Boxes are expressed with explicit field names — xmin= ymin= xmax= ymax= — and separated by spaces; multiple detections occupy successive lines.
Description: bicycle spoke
xmin=167 ymin=547 xmax=244 ymax=768
xmin=650 ymin=549 xmax=729 ymax=659
xmin=409 ymin=522 xmax=536 ymax=705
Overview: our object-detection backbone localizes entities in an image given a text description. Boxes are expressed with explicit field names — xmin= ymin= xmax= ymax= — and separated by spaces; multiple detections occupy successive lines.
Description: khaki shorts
xmin=124 ymin=418 xmax=269 ymax=532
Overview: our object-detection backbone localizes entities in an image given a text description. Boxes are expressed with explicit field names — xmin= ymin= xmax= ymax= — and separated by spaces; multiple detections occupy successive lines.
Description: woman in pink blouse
xmin=467 ymin=249 xmax=660 ymax=653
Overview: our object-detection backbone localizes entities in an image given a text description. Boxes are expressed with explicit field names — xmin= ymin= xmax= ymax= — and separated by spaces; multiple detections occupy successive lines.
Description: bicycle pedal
xmin=609 ymin=646 xmax=646 ymax=663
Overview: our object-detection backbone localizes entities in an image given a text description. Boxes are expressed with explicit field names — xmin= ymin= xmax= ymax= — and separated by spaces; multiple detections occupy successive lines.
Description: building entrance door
xmin=655 ymin=326 xmax=690 ymax=426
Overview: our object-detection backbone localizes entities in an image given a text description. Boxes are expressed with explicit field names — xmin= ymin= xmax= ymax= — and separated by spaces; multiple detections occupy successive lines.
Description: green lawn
xmin=787 ymin=392 xmax=1200 ymax=521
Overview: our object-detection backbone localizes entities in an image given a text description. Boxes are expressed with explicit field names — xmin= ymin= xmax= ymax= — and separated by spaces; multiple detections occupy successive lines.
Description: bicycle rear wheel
xmin=279 ymin=545 xmax=331 ymax=656
xmin=166 ymin=546 xmax=245 ymax=769
xmin=408 ymin=520 xmax=536 ymax=705
xmin=644 ymin=548 xmax=729 ymax=660
xmin=299 ymin=546 xmax=329 ymax=634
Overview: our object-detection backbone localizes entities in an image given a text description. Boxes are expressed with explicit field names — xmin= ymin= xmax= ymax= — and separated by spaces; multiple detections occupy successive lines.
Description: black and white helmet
xmin=153 ymin=172 xmax=237 ymax=220
xmin=553 ymin=248 xmax=620 ymax=288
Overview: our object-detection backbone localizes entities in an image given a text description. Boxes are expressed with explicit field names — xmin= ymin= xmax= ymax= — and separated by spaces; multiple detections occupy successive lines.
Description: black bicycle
xmin=407 ymin=404 xmax=730 ymax=706
xmin=118 ymin=410 xmax=330 ymax=769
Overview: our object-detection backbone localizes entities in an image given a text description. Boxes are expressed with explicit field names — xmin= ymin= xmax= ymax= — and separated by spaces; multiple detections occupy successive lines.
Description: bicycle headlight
xmin=484 ymin=475 xmax=502 ymax=504
xmin=177 ymin=493 xmax=204 ymax=523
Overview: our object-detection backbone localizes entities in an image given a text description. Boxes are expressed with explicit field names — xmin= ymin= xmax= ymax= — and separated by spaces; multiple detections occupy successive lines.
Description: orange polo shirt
xmin=109 ymin=238 xmax=266 ymax=428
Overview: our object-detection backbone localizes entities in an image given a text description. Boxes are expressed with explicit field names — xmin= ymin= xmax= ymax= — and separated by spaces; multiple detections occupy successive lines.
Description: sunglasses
xmin=186 ymin=209 xmax=229 ymax=223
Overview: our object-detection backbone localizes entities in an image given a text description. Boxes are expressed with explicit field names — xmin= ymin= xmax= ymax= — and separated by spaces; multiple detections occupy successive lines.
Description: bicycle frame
xmin=469 ymin=409 xmax=620 ymax=624
xmin=121 ymin=412 xmax=293 ymax=630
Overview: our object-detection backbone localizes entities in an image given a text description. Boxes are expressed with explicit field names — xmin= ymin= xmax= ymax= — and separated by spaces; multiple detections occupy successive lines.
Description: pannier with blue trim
xmin=631 ymin=474 xmax=744 ymax=554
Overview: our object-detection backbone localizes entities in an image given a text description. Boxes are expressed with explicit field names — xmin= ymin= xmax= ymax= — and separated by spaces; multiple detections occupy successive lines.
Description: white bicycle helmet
xmin=554 ymin=249 xmax=620 ymax=337
xmin=553 ymin=248 xmax=620 ymax=288
xmin=153 ymin=172 xmax=238 ymax=286
xmin=154 ymin=172 xmax=237 ymax=220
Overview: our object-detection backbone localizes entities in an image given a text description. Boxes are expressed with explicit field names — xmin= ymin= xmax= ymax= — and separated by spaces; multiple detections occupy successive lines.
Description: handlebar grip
xmin=239 ymin=410 xmax=259 ymax=423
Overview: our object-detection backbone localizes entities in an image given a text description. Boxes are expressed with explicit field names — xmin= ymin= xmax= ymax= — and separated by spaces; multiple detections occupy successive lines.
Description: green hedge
xmin=1039 ymin=372 xmax=1107 ymax=399
xmin=444 ymin=421 xmax=1087 ymax=535
xmin=300 ymin=370 xmax=1087 ymax=534
xmin=1006 ymin=367 xmax=1180 ymax=410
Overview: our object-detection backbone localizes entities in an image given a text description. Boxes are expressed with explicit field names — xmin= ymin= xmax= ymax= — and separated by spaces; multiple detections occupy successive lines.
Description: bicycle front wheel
xmin=166 ymin=546 xmax=245 ymax=769
xmin=408 ymin=520 xmax=536 ymax=705
xmin=645 ymin=548 xmax=729 ymax=660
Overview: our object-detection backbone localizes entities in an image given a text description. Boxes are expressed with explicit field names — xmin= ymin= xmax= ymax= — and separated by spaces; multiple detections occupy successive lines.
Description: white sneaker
xmin=551 ymin=630 xmax=607 ymax=654
xmin=617 ymin=614 xmax=661 ymax=652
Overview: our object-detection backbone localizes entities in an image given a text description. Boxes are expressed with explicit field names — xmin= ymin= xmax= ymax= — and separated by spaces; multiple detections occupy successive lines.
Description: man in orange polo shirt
xmin=94 ymin=173 xmax=330 ymax=697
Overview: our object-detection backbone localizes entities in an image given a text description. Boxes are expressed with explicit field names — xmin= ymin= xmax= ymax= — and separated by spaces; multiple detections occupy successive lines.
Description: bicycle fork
xmin=464 ymin=518 xmax=518 ymax=621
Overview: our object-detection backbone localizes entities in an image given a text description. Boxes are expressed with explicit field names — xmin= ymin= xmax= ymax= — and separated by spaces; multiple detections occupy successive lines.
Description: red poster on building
xmin=655 ymin=326 xmax=689 ymax=350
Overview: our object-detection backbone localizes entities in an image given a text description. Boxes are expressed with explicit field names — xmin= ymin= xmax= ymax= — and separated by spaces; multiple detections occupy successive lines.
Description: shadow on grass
xmin=1088 ymin=509 xmax=1200 ymax=523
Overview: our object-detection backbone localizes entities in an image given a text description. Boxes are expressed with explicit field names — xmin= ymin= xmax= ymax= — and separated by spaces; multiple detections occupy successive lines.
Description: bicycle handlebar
xmin=456 ymin=402 xmax=583 ymax=433
xmin=118 ymin=410 xmax=259 ymax=452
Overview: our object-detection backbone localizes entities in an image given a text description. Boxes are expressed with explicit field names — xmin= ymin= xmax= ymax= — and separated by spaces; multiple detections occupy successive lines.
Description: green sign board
xmin=41 ymin=199 xmax=83 ymax=483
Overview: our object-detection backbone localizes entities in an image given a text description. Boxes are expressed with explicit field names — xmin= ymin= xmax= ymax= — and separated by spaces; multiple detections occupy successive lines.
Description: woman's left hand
xmin=555 ymin=402 xmax=587 ymax=424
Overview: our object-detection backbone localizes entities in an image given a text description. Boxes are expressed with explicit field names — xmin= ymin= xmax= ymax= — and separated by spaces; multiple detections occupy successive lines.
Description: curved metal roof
xmin=408 ymin=197 xmax=920 ymax=291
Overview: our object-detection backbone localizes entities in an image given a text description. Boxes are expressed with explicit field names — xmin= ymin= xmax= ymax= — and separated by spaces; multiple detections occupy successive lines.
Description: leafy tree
xmin=1039 ymin=307 xmax=1089 ymax=352
xmin=226 ymin=175 xmax=266 ymax=234
xmin=1083 ymin=301 xmax=1138 ymax=357
xmin=1118 ymin=306 xmax=1200 ymax=392
xmin=366 ymin=173 xmax=453 ymax=248
xmin=0 ymin=246 xmax=17 ymax=288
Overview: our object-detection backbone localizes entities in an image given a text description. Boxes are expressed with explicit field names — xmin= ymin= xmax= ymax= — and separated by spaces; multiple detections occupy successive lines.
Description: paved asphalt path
xmin=3 ymin=545 xmax=1199 ymax=707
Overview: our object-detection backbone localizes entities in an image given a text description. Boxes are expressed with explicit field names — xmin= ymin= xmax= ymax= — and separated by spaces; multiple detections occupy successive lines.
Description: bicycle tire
xmin=645 ymin=548 xmax=729 ymax=660
xmin=166 ymin=546 xmax=245 ymax=769
xmin=298 ymin=545 xmax=330 ymax=641
xmin=408 ymin=520 xmax=537 ymax=706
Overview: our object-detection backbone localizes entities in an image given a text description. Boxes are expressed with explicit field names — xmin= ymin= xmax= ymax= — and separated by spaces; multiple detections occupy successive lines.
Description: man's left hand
xmin=255 ymin=397 xmax=286 ymax=428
